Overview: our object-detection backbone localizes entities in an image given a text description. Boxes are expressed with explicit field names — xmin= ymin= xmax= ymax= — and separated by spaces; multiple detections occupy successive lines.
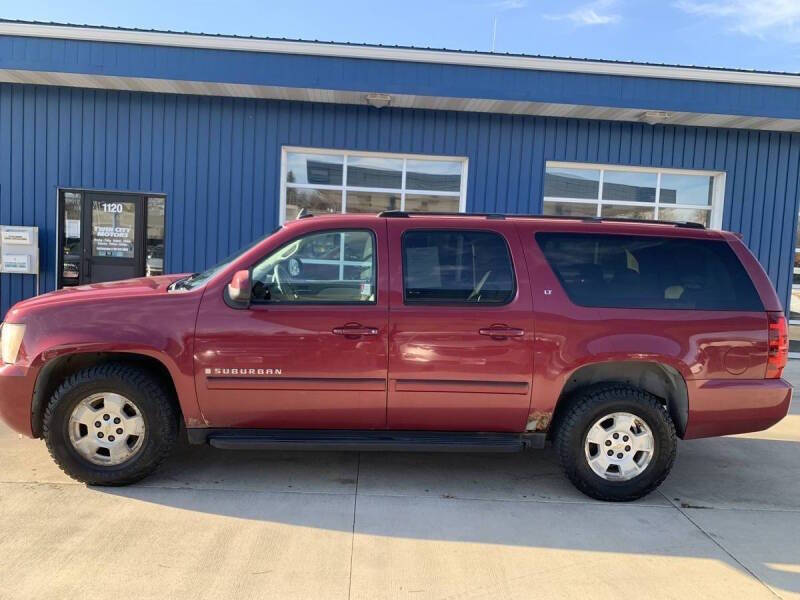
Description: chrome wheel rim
xmin=68 ymin=392 xmax=146 ymax=466
xmin=584 ymin=412 xmax=654 ymax=481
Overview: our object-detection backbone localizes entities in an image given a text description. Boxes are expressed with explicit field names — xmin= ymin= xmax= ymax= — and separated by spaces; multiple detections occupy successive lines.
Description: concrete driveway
xmin=1 ymin=366 xmax=799 ymax=599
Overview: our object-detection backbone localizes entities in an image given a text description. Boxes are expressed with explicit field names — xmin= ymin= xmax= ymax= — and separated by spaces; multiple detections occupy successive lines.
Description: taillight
xmin=766 ymin=311 xmax=788 ymax=379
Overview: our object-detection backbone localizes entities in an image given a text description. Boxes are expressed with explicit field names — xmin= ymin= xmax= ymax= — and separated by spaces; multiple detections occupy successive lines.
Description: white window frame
xmin=279 ymin=146 xmax=469 ymax=224
xmin=544 ymin=161 xmax=726 ymax=229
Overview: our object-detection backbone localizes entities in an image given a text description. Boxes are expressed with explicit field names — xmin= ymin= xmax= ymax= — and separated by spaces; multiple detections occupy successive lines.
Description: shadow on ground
xmin=97 ymin=431 xmax=800 ymax=596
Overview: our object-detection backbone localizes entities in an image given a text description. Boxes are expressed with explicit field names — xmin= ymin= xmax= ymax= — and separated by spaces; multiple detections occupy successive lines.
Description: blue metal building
xmin=1 ymin=20 xmax=800 ymax=346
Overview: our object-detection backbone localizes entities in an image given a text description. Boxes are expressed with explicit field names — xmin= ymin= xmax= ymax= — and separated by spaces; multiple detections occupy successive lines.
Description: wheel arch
xmin=31 ymin=351 xmax=182 ymax=438
xmin=549 ymin=360 xmax=688 ymax=439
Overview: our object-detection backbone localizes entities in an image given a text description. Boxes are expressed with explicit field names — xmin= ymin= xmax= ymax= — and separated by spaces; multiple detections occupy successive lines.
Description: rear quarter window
xmin=535 ymin=232 xmax=763 ymax=311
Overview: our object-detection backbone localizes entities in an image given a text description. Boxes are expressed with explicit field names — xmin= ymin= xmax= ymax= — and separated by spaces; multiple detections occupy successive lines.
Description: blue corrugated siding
xmin=3 ymin=34 xmax=800 ymax=121
xmin=1 ymin=82 xmax=799 ymax=317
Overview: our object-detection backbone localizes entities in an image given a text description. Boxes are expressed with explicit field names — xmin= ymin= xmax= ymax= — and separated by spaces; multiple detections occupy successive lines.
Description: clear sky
xmin=2 ymin=0 xmax=800 ymax=73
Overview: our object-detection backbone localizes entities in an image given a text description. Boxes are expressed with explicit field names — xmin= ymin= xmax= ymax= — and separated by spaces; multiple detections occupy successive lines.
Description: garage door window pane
xmin=601 ymin=205 xmax=655 ymax=220
xmin=602 ymin=171 xmax=658 ymax=203
xmin=544 ymin=167 xmax=600 ymax=199
xmin=658 ymin=207 xmax=710 ymax=227
xmin=404 ymin=195 xmax=460 ymax=212
xmin=542 ymin=202 xmax=597 ymax=217
xmin=659 ymin=174 xmax=713 ymax=206
xmin=406 ymin=160 xmax=462 ymax=192
xmin=286 ymin=153 xmax=343 ymax=185
xmin=346 ymin=191 xmax=401 ymax=213
xmin=403 ymin=230 xmax=515 ymax=304
xmin=347 ymin=156 xmax=403 ymax=189
xmin=285 ymin=188 xmax=342 ymax=221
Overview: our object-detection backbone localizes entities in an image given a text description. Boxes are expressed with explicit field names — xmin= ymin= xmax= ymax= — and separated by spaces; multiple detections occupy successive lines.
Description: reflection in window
xmin=347 ymin=156 xmax=403 ymax=189
xmin=61 ymin=191 xmax=82 ymax=286
xmin=405 ymin=160 xmax=462 ymax=192
xmin=602 ymin=171 xmax=657 ymax=203
xmin=251 ymin=230 xmax=375 ymax=304
xmin=346 ymin=191 xmax=400 ymax=214
xmin=283 ymin=150 xmax=466 ymax=221
xmin=285 ymin=188 xmax=343 ymax=221
xmin=91 ymin=200 xmax=136 ymax=258
xmin=286 ymin=153 xmax=343 ymax=186
xmin=543 ymin=163 xmax=719 ymax=227
xmin=146 ymin=197 xmax=166 ymax=277
xmin=660 ymin=174 xmax=713 ymax=206
xmin=544 ymin=167 xmax=601 ymax=199
xmin=791 ymin=209 xmax=800 ymax=353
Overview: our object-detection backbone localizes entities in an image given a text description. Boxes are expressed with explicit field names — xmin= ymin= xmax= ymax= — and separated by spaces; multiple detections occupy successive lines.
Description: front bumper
xmin=684 ymin=378 xmax=792 ymax=439
xmin=0 ymin=364 xmax=35 ymax=437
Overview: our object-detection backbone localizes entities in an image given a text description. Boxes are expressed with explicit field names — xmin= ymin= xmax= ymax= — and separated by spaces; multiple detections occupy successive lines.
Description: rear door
xmin=386 ymin=219 xmax=534 ymax=432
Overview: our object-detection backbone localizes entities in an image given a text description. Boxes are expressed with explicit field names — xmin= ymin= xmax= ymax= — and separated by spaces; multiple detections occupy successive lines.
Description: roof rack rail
xmin=376 ymin=210 xmax=705 ymax=229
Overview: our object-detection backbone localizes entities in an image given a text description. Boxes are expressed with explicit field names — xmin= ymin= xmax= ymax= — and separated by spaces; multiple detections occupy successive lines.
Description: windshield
xmin=169 ymin=227 xmax=281 ymax=291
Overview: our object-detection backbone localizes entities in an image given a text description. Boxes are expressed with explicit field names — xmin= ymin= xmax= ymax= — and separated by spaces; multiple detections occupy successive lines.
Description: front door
xmin=386 ymin=221 xmax=535 ymax=432
xmin=59 ymin=190 xmax=166 ymax=287
xmin=193 ymin=221 xmax=390 ymax=429
xmin=81 ymin=192 xmax=144 ymax=283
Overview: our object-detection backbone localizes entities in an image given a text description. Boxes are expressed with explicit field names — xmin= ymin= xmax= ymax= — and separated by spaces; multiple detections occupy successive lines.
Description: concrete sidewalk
xmin=1 ymin=365 xmax=799 ymax=599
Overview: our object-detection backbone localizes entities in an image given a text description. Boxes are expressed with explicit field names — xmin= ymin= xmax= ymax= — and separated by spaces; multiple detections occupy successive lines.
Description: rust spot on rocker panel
xmin=526 ymin=411 xmax=552 ymax=432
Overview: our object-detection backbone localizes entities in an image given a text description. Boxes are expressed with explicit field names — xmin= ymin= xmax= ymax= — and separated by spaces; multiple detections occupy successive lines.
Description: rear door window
xmin=403 ymin=230 xmax=515 ymax=304
xmin=536 ymin=233 xmax=763 ymax=311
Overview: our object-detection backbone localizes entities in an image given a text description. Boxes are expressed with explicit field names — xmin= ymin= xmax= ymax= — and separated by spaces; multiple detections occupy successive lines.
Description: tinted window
xmin=251 ymin=230 xmax=375 ymax=304
xmin=403 ymin=230 xmax=515 ymax=304
xmin=536 ymin=233 xmax=763 ymax=311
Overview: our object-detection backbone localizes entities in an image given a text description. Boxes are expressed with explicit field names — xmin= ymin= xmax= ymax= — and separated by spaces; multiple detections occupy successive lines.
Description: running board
xmin=190 ymin=429 xmax=545 ymax=452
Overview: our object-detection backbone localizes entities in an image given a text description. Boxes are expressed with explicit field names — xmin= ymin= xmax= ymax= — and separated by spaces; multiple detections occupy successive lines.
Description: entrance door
xmin=58 ymin=190 xmax=166 ymax=287
xmin=81 ymin=192 xmax=144 ymax=283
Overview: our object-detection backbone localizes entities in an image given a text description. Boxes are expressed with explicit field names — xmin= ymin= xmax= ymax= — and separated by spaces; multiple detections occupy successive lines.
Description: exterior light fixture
xmin=365 ymin=93 xmax=392 ymax=109
xmin=639 ymin=110 xmax=672 ymax=125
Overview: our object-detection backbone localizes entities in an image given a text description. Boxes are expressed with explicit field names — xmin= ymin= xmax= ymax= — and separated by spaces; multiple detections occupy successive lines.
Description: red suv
xmin=0 ymin=212 xmax=791 ymax=501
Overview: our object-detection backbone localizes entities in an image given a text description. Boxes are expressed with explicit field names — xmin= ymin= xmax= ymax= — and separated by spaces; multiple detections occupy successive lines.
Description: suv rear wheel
xmin=554 ymin=383 xmax=677 ymax=502
xmin=43 ymin=363 xmax=178 ymax=486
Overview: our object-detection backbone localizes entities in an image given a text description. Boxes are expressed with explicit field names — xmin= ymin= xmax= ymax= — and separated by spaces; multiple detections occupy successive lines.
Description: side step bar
xmin=189 ymin=429 xmax=546 ymax=452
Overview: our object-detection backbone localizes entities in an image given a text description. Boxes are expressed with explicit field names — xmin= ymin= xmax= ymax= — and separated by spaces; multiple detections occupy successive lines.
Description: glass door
xmin=58 ymin=190 xmax=166 ymax=287
xmin=82 ymin=193 xmax=144 ymax=284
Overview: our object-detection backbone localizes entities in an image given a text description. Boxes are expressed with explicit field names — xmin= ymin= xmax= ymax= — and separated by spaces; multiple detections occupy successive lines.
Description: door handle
xmin=332 ymin=326 xmax=379 ymax=337
xmin=479 ymin=327 xmax=525 ymax=339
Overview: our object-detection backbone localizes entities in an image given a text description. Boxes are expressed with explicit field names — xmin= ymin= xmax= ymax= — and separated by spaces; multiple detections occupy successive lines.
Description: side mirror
xmin=227 ymin=269 xmax=251 ymax=304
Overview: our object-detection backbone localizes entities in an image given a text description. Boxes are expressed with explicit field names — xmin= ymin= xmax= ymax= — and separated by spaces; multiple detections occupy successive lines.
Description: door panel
xmin=193 ymin=221 xmax=390 ymax=429
xmin=386 ymin=221 xmax=535 ymax=432
xmin=81 ymin=192 xmax=145 ymax=283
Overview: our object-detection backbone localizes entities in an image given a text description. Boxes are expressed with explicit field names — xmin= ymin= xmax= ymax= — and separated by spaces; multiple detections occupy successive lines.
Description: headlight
xmin=0 ymin=323 xmax=25 ymax=364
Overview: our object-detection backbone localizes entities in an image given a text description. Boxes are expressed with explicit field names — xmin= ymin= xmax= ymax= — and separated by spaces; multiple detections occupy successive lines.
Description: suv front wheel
xmin=43 ymin=363 xmax=178 ymax=486
xmin=554 ymin=383 xmax=677 ymax=502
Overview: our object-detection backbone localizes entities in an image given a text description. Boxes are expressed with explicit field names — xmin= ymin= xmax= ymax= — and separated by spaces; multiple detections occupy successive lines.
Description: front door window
xmin=91 ymin=199 xmax=136 ymax=258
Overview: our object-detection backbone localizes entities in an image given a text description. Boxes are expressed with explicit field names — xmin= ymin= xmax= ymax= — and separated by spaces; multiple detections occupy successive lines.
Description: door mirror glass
xmin=227 ymin=270 xmax=251 ymax=304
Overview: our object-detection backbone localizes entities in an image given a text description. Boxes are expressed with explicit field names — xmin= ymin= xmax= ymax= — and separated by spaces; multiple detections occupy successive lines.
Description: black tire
xmin=43 ymin=362 xmax=178 ymax=486
xmin=554 ymin=383 xmax=677 ymax=502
